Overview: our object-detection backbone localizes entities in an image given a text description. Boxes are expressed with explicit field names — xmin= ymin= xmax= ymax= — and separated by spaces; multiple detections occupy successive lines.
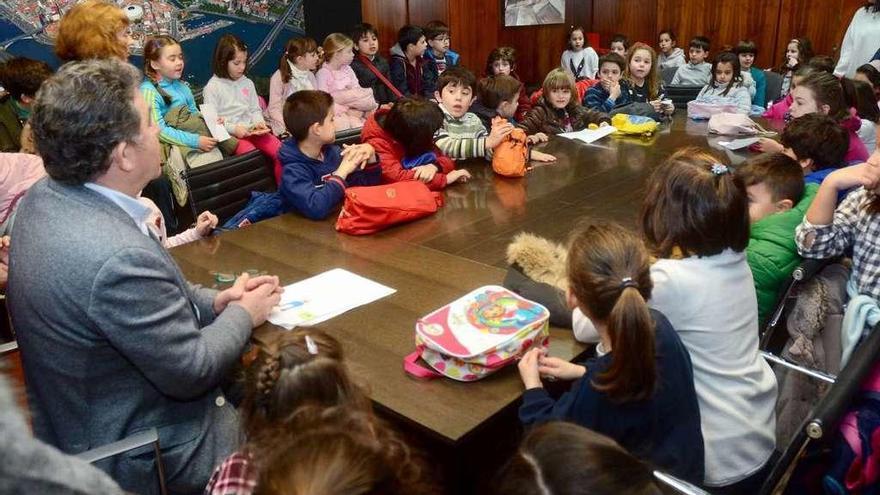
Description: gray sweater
xmin=671 ymin=62 xmax=712 ymax=86
xmin=8 ymin=178 xmax=252 ymax=494
xmin=0 ymin=373 xmax=125 ymax=494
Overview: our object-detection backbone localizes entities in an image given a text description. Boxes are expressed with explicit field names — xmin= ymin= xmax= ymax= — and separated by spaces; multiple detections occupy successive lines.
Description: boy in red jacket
xmin=361 ymin=97 xmax=470 ymax=190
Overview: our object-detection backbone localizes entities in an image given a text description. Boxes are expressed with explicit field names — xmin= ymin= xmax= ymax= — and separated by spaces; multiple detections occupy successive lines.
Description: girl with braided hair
xmin=205 ymin=329 xmax=370 ymax=495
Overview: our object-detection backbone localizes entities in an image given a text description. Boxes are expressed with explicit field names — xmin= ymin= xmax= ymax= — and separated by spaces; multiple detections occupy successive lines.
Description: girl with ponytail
xmin=517 ymin=221 xmax=704 ymax=485
xmin=206 ymin=329 xmax=370 ymax=495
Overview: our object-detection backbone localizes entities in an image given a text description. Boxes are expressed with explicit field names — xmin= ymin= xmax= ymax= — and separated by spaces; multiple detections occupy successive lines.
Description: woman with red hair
xmin=54 ymin=0 xmax=132 ymax=62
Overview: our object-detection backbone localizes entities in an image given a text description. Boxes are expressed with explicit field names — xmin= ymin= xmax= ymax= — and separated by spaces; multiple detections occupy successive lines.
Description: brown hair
xmin=280 ymin=37 xmax=318 ymax=84
xmin=424 ymin=20 xmax=450 ymax=40
xmin=847 ymin=78 xmax=880 ymax=123
xmin=55 ymin=0 xmax=130 ymax=62
xmin=380 ymin=97 xmax=444 ymax=157
xmin=240 ymin=329 xmax=369 ymax=438
xmin=283 ymin=90 xmax=334 ymax=141
xmin=485 ymin=46 xmax=517 ymax=76
xmin=477 ymin=75 xmax=522 ymax=109
xmin=736 ymin=153 xmax=806 ymax=204
xmin=625 ymin=43 xmax=662 ymax=100
xmin=599 ymin=52 xmax=627 ymax=73
xmin=780 ymin=112 xmax=849 ymax=170
xmin=568 ymin=222 xmax=656 ymax=402
xmin=640 ymin=147 xmax=750 ymax=258
xmin=567 ymin=25 xmax=587 ymax=49
xmin=436 ymin=65 xmax=476 ymax=94
xmin=322 ymin=33 xmax=354 ymax=64
xmin=0 ymin=57 xmax=53 ymax=101
xmin=777 ymin=37 xmax=814 ymax=74
xmin=212 ymin=34 xmax=248 ymax=79
xmin=494 ymin=422 xmax=661 ymax=495
xmin=541 ymin=68 xmax=578 ymax=111
xmin=143 ymin=35 xmax=181 ymax=82
xmin=252 ymin=406 xmax=433 ymax=495
xmin=797 ymin=71 xmax=850 ymax=121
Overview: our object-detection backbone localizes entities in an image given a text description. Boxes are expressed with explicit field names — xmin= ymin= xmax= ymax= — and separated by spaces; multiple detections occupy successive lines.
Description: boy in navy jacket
xmin=279 ymin=90 xmax=380 ymax=220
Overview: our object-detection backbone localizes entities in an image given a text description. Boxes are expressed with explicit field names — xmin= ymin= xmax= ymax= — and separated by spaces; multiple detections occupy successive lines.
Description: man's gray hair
xmin=30 ymin=58 xmax=143 ymax=185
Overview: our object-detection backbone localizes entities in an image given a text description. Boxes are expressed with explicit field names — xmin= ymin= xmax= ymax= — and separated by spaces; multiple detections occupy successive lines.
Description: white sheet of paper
xmin=267 ymin=268 xmax=396 ymax=329
xmin=717 ymin=137 xmax=760 ymax=150
xmin=198 ymin=104 xmax=231 ymax=141
xmin=558 ymin=125 xmax=618 ymax=144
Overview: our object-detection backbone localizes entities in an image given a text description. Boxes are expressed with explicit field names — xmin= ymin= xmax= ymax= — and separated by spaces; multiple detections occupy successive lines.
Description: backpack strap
xmin=403 ymin=349 xmax=441 ymax=380
xmin=358 ymin=53 xmax=403 ymax=99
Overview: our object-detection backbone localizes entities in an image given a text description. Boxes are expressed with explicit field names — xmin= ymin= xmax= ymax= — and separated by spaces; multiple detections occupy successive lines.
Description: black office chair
xmin=764 ymin=70 xmax=783 ymax=105
xmin=335 ymin=127 xmax=363 ymax=147
xmin=661 ymin=66 xmax=679 ymax=86
xmin=665 ymin=85 xmax=703 ymax=109
xmin=760 ymin=258 xmax=835 ymax=351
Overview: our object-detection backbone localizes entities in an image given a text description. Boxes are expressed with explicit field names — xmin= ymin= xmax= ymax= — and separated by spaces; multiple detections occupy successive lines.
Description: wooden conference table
xmin=171 ymin=112 xmax=772 ymax=492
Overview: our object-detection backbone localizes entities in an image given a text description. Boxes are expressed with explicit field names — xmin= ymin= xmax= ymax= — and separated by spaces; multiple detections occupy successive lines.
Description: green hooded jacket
xmin=747 ymin=183 xmax=819 ymax=325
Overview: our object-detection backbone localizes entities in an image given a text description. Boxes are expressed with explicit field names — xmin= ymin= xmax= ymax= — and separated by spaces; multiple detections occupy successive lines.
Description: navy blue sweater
xmin=582 ymin=83 xmax=632 ymax=113
xmin=278 ymin=139 xmax=381 ymax=220
xmin=519 ymin=309 xmax=705 ymax=484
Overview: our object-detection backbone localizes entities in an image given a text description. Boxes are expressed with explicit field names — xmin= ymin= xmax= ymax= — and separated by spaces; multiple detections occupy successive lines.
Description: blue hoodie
xmin=278 ymin=139 xmax=381 ymax=220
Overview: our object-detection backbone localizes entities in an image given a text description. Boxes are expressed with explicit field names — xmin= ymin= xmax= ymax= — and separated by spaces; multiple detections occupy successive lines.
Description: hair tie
xmin=711 ymin=163 xmax=729 ymax=176
xmin=620 ymin=277 xmax=638 ymax=290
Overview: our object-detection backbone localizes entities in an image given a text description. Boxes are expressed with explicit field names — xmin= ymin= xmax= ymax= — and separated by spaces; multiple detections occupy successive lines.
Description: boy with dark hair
xmin=780 ymin=113 xmax=850 ymax=185
xmin=671 ymin=36 xmax=712 ymax=86
xmin=470 ymin=74 xmax=524 ymax=129
xmin=350 ymin=23 xmax=398 ymax=105
xmin=737 ymin=152 xmax=818 ymax=323
xmin=433 ymin=66 xmax=506 ymax=160
xmin=423 ymin=20 xmax=459 ymax=75
xmin=389 ymin=25 xmax=436 ymax=98
xmin=609 ymin=34 xmax=628 ymax=57
xmin=583 ymin=52 xmax=630 ymax=112
xmin=0 ymin=57 xmax=52 ymax=152
xmin=278 ymin=90 xmax=380 ymax=220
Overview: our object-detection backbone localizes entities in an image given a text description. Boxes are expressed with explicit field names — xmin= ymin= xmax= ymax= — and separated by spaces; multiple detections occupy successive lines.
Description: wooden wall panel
xmin=361 ymin=0 xmax=407 ymax=59
xmin=774 ymin=0 xmax=850 ymax=68
xmin=656 ymin=0 xmax=782 ymax=68
xmin=592 ymin=0 xmax=658 ymax=48
xmin=408 ymin=0 xmax=448 ymax=26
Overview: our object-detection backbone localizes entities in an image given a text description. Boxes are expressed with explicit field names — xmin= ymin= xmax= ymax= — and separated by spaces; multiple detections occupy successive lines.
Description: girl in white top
xmin=267 ymin=37 xmax=320 ymax=135
xmin=203 ymin=34 xmax=283 ymax=176
xmin=573 ymin=148 xmax=778 ymax=490
xmin=694 ymin=51 xmax=753 ymax=114
xmin=834 ymin=1 xmax=880 ymax=78
xmin=561 ymin=26 xmax=599 ymax=81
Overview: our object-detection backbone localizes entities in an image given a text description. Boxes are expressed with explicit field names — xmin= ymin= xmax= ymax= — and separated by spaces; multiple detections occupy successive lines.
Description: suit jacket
xmin=7 ymin=178 xmax=252 ymax=494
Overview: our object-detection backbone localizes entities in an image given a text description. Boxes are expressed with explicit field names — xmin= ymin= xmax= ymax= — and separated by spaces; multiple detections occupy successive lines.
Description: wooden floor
xmin=170 ymin=111 xmax=770 ymax=493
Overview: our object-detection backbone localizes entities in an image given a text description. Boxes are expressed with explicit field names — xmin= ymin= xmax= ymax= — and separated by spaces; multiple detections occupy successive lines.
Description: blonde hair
xmin=541 ymin=68 xmax=577 ymax=109
xmin=322 ymin=33 xmax=354 ymax=63
xmin=55 ymin=0 xmax=130 ymax=62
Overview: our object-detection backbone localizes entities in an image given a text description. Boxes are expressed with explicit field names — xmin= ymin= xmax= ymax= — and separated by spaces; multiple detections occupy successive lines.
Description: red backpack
xmin=335 ymin=181 xmax=443 ymax=235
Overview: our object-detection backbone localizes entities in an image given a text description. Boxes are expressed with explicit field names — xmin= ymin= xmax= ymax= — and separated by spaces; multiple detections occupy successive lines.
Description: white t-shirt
xmin=650 ymin=250 xmax=777 ymax=486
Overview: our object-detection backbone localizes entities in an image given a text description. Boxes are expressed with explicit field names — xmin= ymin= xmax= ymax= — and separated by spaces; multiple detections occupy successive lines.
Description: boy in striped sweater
xmin=433 ymin=66 xmax=511 ymax=160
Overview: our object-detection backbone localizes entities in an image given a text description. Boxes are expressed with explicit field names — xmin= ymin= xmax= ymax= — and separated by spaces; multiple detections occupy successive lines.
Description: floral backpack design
xmin=403 ymin=286 xmax=550 ymax=381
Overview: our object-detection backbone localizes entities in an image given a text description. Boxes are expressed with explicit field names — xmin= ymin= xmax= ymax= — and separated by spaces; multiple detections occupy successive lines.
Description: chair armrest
xmin=653 ymin=471 xmax=711 ymax=494
xmin=75 ymin=428 xmax=159 ymax=464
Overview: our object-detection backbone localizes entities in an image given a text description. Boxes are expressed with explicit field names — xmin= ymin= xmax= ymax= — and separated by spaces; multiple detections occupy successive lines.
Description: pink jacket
xmin=0 ymin=153 xmax=45 ymax=229
xmin=267 ymin=68 xmax=317 ymax=135
xmin=763 ymin=94 xmax=792 ymax=120
xmin=316 ymin=63 xmax=378 ymax=116
xmin=841 ymin=114 xmax=870 ymax=164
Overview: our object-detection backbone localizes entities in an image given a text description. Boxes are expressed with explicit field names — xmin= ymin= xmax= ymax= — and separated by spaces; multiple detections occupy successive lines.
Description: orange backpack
xmin=491 ymin=117 xmax=528 ymax=178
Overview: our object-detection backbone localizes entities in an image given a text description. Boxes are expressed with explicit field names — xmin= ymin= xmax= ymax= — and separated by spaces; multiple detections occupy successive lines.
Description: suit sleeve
xmin=88 ymin=247 xmax=253 ymax=400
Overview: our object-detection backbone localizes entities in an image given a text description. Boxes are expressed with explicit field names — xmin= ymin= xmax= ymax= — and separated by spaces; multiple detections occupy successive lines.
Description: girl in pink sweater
xmin=267 ymin=37 xmax=319 ymax=136
xmin=316 ymin=33 xmax=378 ymax=130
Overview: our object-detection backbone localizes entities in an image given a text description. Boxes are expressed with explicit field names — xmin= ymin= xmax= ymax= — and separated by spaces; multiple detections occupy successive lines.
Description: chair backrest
xmin=758 ymin=321 xmax=880 ymax=494
xmin=661 ymin=66 xmax=678 ymax=86
xmin=760 ymin=258 xmax=833 ymax=350
xmin=764 ymin=70 xmax=783 ymax=105
xmin=177 ymin=150 xmax=275 ymax=227
xmin=335 ymin=127 xmax=363 ymax=147
xmin=665 ymin=85 xmax=703 ymax=109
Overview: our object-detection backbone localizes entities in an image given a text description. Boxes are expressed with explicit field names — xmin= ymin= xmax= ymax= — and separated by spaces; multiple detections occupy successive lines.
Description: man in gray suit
xmin=7 ymin=59 xmax=281 ymax=494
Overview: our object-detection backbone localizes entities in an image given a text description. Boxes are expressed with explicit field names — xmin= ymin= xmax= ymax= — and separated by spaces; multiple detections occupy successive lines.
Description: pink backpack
xmin=403 ymin=286 xmax=550 ymax=381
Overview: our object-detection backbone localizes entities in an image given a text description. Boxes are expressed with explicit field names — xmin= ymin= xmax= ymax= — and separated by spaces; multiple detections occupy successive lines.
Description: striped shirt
xmin=434 ymin=104 xmax=491 ymax=160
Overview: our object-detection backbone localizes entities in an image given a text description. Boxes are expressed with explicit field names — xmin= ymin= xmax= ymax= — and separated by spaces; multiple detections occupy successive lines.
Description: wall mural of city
xmin=0 ymin=0 xmax=308 ymax=87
